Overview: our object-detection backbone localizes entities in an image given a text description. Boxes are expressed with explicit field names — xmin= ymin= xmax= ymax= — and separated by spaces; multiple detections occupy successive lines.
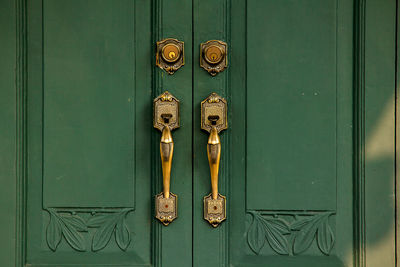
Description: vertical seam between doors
xmin=191 ymin=0 xmax=195 ymax=266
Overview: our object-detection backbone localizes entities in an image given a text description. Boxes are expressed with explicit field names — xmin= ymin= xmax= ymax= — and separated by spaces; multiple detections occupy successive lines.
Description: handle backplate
xmin=154 ymin=91 xmax=179 ymax=226
xmin=201 ymin=93 xmax=227 ymax=227
xmin=201 ymin=93 xmax=227 ymax=133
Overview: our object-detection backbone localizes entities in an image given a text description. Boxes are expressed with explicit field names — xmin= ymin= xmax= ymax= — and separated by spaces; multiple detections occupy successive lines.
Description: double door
xmin=14 ymin=0 xmax=397 ymax=266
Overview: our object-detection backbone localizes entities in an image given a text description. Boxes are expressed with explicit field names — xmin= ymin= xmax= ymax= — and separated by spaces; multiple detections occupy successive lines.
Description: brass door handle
xmin=160 ymin=124 xmax=173 ymax=199
xmin=154 ymin=91 xmax=180 ymax=226
xmin=201 ymin=93 xmax=227 ymax=227
xmin=208 ymin=125 xmax=221 ymax=200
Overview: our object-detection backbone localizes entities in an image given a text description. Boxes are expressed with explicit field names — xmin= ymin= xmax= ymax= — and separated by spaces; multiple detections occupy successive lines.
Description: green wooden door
xmin=192 ymin=0 xmax=397 ymax=266
xmin=24 ymin=0 xmax=193 ymax=266
xmin=1 ymin=0 xmax=398 ymax=266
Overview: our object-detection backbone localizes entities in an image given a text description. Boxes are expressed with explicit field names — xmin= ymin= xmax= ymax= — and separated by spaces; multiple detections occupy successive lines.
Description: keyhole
xmin=161 ymin=113 xmax=173 ymax=124
xmin=169 ymin=51 xmax=176 ymax=59
xmin=208 ymin=115 xmax=220 ymax=125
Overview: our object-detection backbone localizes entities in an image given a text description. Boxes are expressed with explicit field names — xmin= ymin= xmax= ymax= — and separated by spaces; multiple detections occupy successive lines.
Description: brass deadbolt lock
xmin=156 ymin=38 xmax=184 ymax=75
xmin=200 ymin=40 xmax=228 ymax=76
xmin=161 ymin=44 xmax=181 ymax=63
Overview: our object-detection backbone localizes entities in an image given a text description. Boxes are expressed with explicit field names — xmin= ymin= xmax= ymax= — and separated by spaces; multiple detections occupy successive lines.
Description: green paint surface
xmin=0 ymin=0 xmax=397 ymax=266
xmin=43 ymin=0 xmax=136 ymax=208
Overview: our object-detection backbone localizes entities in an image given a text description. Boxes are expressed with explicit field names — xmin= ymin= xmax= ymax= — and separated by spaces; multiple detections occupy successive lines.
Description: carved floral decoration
xmin=46 ymin=208 xmax=133 ymax=252
xmin=246 ymin=211 xmax=335 ymax=256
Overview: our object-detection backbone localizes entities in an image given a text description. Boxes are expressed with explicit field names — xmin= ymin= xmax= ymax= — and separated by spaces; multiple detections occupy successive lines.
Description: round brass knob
xmin=161 ymin=44 xmax=181 ymax=63
xmin=204 ymin=45 xmax=224 ymax=64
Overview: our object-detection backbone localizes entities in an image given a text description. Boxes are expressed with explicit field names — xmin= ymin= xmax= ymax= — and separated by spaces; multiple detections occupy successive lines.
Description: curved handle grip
xmin=207 ymin=126 xmax=221 ymax=200
xmin=160 ymin=126 xmax=173 ymax=199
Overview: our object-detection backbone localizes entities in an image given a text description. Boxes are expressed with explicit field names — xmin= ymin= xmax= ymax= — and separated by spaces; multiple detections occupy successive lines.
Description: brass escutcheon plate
xmin=155 ymin=192 xmax=177 ymax=226
xmin=201 ymin=93 xmax=228 ymax=133
xmin=156 ymin=38 xmax=184 ymax=75
xmin=153 ymin=91 xmax=180 ymax=131
xmin=204 ymin=193 xmax=226 ymax=227
xmin=200 ymin=40 xmax=228 ymax=76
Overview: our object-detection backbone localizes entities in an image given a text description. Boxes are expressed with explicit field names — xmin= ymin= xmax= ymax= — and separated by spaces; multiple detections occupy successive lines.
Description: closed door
xmin=11 ymin=0 xmax=397 ymax=266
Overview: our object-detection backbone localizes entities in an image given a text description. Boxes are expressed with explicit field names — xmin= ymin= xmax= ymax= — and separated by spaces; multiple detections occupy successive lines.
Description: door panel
xmin=42 ymin=0 xmax=136 ymax=208
xmin=27 ymin=0 xmax=152 ymax=264
xmin=25 ymin=0 xmax=192 ymax=266
xmin=240 ymin=0 xmax=349 ymax=259
xmin=228 ymin=0 xmax=353 ymax=264
xmin=246 ymin=0 xmax=337 ymax=211
xmin=226 ymin=0 xmax=350 ymax=263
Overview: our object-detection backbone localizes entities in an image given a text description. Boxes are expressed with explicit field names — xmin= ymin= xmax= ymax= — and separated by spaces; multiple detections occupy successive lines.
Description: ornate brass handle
xmin=201 ymin=93 xmax=227 ymax=227
xmin=154 ymin=92 xmax=179 ymax=226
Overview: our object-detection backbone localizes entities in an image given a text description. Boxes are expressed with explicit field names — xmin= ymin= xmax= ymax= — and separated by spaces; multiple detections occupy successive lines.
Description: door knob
xmin=156 ymin=38 xmax=185 ymax=75
xmin=201 ymin=93 xmax=227 ymax=227
xmin=154 ymin=91 xmax=180 ymax=225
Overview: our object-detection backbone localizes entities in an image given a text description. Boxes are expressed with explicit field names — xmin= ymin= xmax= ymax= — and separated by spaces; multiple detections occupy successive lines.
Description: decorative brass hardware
xmin=200 ymin=40 xmax=228 ymax=76
xmin=156 ymin=38 xmax=184 ymax=75
xmin=154 ymin=91 xmax=179 ymax=225
xmin=201 ymin=93 xmax=227 ymax=227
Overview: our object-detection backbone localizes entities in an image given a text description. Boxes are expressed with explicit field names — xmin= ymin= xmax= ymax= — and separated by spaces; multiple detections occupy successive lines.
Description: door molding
xmin=355 ymin=0 xmax=397 ymax=266
xmin=354 ymin=0 xmax=367 ymax=265
xmin=16 ymin=0 xmax=28 ymax=266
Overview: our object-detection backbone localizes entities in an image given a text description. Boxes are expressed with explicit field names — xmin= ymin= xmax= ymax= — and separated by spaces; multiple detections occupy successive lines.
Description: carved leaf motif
xmin=246 ymin=211 xmax=335 ymax=256
xmin=59 ymin=218 xmax=87 ymax=252
xmin=91 ymin=209 xmax=132 ymax=252
xmin=247 ymin=212 xmax=290 ymax=255
xmin=46 ymin=209 xmax=87 ymax=252
xmin=317 ymin=215 xmax=335 ymax=255
xmin=264 ymin=217 xmax=291 ymax=234
xmin=62 ymin=215 xmax=88 ymax=232
xmin=45 ymin=209 xmax=133 ymax=252
xmin=290 ymin=216 xmax=314 ymax=231
xmin=46 ymin=212 xmax=62 ymax=251
xmin=87 ymin=214 xmax=110 ymax=227
xmin=91 ymin=213 xmax=120 ymax=252
xmin=292 ymin=213 xmax=333 ymax=255
xmin=262 ymin=218 xmax=290 ymax=255
xmin=247 ymin=212 xmax=266 ymax=254
xmin=115 ymin=219 xmax=131 ymax=251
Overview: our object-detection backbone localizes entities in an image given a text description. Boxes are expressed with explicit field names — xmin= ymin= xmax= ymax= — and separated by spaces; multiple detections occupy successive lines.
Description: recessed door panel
xmin=43 ymin=0 xmax=135 ymax=208
xmin=246 ymin=0 xmax=337 ymax=211
xmin=26 ymin=0 xmax=152 ymax=265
